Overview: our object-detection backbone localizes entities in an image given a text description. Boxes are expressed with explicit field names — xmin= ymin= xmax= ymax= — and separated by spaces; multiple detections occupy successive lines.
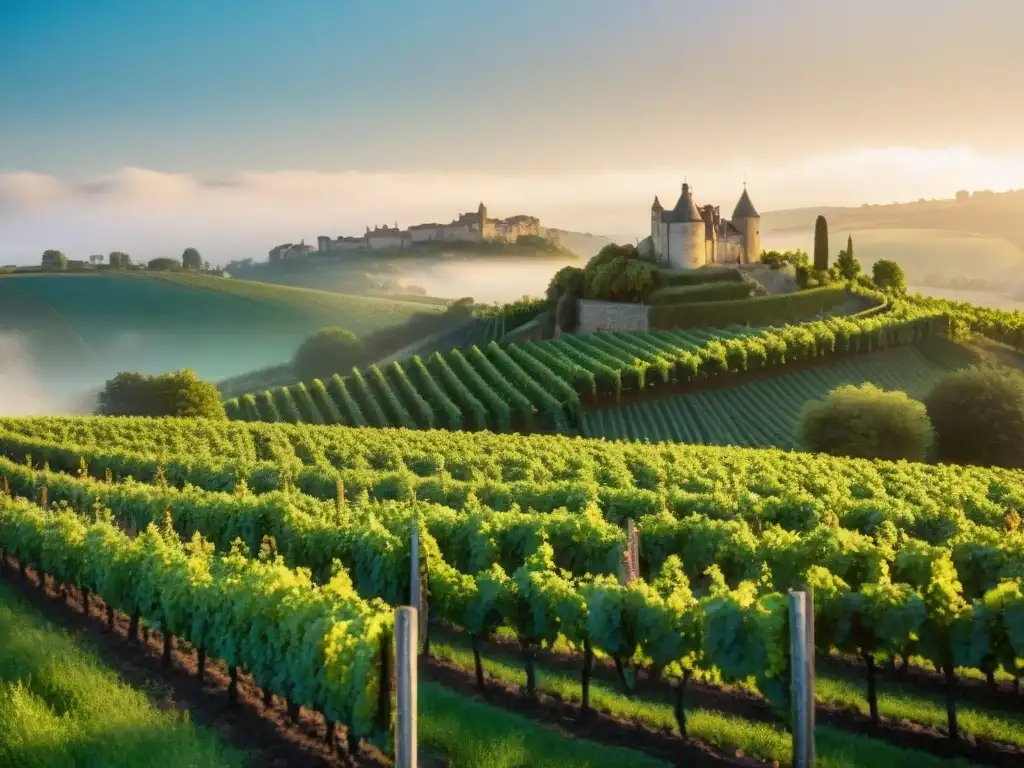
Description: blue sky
xmin=5 ymin=0 xmax=1023 ymax=178
xmin=2 ymin=0 xmax=1024 ymax=259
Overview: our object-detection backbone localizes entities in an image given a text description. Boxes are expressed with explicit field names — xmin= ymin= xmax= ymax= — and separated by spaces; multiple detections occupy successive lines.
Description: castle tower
xmin=731 ymin=185 xmax=761 ymax=265
xmin=650 ymin=196 xmax=663 ymax=256
xmin=477 ymin=201 xmax=489 ymax=238
xmin=664 ymin=182 xmax=706 ymax=269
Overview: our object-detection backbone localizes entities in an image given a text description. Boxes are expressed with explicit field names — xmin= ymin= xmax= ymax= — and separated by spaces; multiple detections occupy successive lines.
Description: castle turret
xmin=650 ymin=195 xmax=663 ymax=248
xmin=664 ymin=183 xmax=706 ymax=269
xmin=731 ymin=186 xmax=761 ymax=265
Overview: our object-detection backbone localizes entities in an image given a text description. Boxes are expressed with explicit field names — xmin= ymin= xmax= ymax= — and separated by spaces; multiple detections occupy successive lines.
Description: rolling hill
xmin=0 ymin=271 xmax=444 ymax=406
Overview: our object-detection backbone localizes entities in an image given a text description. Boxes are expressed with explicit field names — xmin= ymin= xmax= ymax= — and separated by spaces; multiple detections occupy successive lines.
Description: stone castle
xmin=637 ymin=183 xmax=760 ymax=269
xmin=315 ymin=203 xmax=555 ymax=254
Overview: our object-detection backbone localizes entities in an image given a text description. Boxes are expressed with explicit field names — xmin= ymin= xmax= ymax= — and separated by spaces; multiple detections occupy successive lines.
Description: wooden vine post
xmin=789 ymin=590 xmax=815 ymax=767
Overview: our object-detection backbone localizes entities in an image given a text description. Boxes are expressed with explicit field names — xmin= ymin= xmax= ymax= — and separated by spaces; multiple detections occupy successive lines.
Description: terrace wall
xmin=577 ymin=300 xmax=650 ymax=333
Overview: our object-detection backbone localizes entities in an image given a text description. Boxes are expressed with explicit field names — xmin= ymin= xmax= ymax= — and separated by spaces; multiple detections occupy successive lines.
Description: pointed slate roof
xmin=651 ymin=195 xmax=663 ymax=211
xmin=665 ymin=183 xmax=702 ymax=223
xmin=732 ymin=186 xmax=759 ymax=219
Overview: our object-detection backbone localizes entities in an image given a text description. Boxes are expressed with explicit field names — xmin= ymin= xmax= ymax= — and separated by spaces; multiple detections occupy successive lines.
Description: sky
xmin=2 ymin=0 xmax=1024 ymax=263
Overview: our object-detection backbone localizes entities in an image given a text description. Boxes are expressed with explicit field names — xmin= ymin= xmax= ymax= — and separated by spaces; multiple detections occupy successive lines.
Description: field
xmin=222 ymin=296 xmax=945 ymax=436
xmin=0 ymin=579 xmax=242 ymax=768
xmin=0 ymin=272 xmax=443 ymax=402
xmin=1 ymin=415 xmax=1023 ymax=767
xmin=581 ymin=338 xmax=980 ymax=448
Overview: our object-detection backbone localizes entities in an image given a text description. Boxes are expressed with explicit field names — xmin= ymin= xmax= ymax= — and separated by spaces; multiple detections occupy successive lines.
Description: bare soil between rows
xmin=429 ymin=625 xmax=1024 ymax=768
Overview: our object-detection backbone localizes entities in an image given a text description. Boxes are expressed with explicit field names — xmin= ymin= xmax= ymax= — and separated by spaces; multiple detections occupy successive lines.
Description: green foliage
xmin=582 ymin=244 xmax=661 ymax=303
xmin=657 ymin=267 xmax=744 ymax=286
xmin=649 ymin=286 xmax=853 ymax=329
xmin=647 ymin=281 xmax=753 ymax=306
xmin=95 ymin=370 xmax=226 ymax=420
xmin=293 ymin=327 xmax=363 ymax=382
xmin=147 ymin=257 xmax=182 ymax=271
xmin=41 ymin=249 xmax=67 ymax=270
xmin=545 ymin=266 xmax=585 ymax=307
xmin=181 ymin=248 xmax=202 ymax=271
xmin=555 ymin=292 xmax=579 ymax=333
xmin=0 ymin=495 xmax=393 ymax=741
xmin=872 ymin=259 xmax=906 ymax=295
xmin=760 ymin=250 xmax=809 ymax=270
xmin=108 ymin=251 xmax=132 ymax=268
xmin=925 ymin=364 xmax=1024 ymax=468
xmin=813 ymin=216 xmax=830 ymax=271
xmin=835 ymin=236 xmax=862 ymax=281
xmin=797 ymin=383 xmax=934 ymax=462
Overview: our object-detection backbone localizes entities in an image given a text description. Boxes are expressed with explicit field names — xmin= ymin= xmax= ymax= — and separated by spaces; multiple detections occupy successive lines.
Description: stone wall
xmin=577 ymin=300 xmax=650 ymax=334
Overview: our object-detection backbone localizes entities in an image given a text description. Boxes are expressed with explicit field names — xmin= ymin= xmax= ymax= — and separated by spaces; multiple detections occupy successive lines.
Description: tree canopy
xmin=96 ymin=370 xmax=225 ymax=419
xmin=109 ymin=251 xmax=132 ymax=268
xmin=292 ymin=327 xmax=364 ymax=382
xmin=925 ymin=364 xmax=1024 ymax=468
xmin=182 ymin=248 xmax=202 ymax=270
xmin=147 ymin=257 xmax=182 ymax=271
xmin=813 ymin=216 xmax=829 ymax=271
xmin=582 ymin=244 xmax=660 ymax=303
xmin=835 ymin=235 xmax=862 ymax=281
xmin=797 ymin=383 xmax=933 ymax=462
xmin=872 ymin=259 xmax=906 ymax=294
xmin=41 ymin=250 xmax=67 ymax=270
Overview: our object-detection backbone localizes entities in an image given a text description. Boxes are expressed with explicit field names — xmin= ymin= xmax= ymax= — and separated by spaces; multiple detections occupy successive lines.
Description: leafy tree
xmin=109 ymin=251 xmax=132 ymax=268
xmin=872 ymin=259 xmax=906 ymax=294
xmin=555 ymin=292 xmax=579 ymax=333
xmin=835 ymin=236 xmax=862 ymax=281
xmin=147 ymin=257 xmax=182 ymax=271
xmin=293 ymin=327 xmax=364 ymax=382
xmin=760 ymin=249 xmax=809 ymax=270
xmin=925 ymin=364 xmax=1024 ymax=468
xmin=813 ymin=215 xmax=829 ymax=271
xmin=582 ymin=244 xmax=660 ymax=303
xmin=546 ymin=266 xmax=585 ymax=306
xmin=96 ymin=370 xmax=225 ymax=419
xmin=797 ymin=383 xmax=933 ymax=462
xmin=41 ymin=249 xmax=67 ymax=270
xmin=182 ymin=248 xmax=202 ymax=270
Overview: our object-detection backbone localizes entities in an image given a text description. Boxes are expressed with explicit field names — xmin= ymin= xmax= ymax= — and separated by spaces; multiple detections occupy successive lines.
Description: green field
xmin=581 ymin=339 xmax=980 ymax=448
xmin=0 ymin=580 xmax=242 ymax=768
xmin=0 ymin=272 xmax=443 ymax=401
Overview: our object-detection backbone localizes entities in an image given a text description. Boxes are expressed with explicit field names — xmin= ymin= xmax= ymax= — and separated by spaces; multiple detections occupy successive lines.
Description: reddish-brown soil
xmin=0 ymin=555 xmax=391 ymax=768
xmin=429 ymin=625 xmax=1024 ymax=768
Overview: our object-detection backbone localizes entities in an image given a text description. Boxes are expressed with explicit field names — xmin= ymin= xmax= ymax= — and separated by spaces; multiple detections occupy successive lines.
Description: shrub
xmin=658 ymin=267 xmax=744 ymax=286
xmin=147 ymin=257 xmax=182 ymax=271
xmin=649 ymin=286 xmax=852 ymax=329
xmin=556 ymin=292 xmax=579 ymax=333
xmin=925 ymin=364 xmax=1024 ymax=468
xmin=760 ymin=250 xmax=809 ymax=270
xmin=797 ymin=383 xmax=933 ymax=461
xmin=292 ymin=327 xmax=363 ymax=382
xmin=582 ymin=244 xmax=660 ymax=303
xmin=872 ymin=259 xmax=906 ymax=295
xmin=96 ymin=370 xmax=225 ymax=419
xmin=647 ymin=281 xmax=753 ymax=306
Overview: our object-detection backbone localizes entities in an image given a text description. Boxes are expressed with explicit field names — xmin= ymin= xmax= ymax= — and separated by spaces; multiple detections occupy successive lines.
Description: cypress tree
xmin=813 ymin=215 xmax=829 ymax=271
xmin=847 ymin=234 xmax=854 ymax=262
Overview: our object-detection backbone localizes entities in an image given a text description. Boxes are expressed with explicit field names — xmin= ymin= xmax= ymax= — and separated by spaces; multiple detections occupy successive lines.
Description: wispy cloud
xmin=1 ymin=146 xmax=1022 ymax=264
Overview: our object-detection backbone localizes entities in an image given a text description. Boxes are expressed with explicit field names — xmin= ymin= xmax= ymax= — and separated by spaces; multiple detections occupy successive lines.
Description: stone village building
xmin=316 ymin=203 xmax=555 ymax=253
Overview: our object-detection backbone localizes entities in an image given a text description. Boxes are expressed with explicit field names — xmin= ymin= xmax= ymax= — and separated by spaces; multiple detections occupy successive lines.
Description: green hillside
xmin=581 ymin=338 xmax=980 ymax=448
xmin=0 ymin=272 xmax=443 ymax=397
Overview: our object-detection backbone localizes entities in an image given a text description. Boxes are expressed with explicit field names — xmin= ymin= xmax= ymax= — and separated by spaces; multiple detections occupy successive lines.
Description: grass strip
xmin=429 ymin=640 xmax=980 ymax=768
xmin=420 ymin=681 xmax=670 ymax=768
xmin=0 ymin=580 xmax=243 ymax=768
